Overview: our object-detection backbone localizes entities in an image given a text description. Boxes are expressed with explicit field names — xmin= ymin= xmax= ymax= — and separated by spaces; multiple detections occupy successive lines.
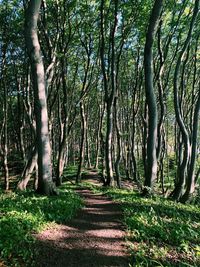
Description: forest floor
xmin=35 ymin=172 xmax=130 ymax=267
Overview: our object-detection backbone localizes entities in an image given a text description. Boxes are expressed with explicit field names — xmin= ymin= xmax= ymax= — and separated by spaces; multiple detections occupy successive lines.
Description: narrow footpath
xmin=36 ymin=187 xmax=129 ymax=267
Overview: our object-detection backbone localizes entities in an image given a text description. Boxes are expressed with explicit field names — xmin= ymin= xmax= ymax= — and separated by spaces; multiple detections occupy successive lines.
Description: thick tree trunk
xmin=143 ymin=0 xmax=163 ymax=195
xmin=25 ymin=0 xmax=57 ymax=195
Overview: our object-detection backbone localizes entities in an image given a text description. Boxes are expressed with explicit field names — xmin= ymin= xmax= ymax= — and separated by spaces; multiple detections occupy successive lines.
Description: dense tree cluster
xmin=0 ymin=0 xmax=199 ymax=202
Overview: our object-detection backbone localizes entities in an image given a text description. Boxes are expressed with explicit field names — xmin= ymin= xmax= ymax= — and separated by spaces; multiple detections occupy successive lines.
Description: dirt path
xmin=36 ymin=187 xmax=129 ymax=267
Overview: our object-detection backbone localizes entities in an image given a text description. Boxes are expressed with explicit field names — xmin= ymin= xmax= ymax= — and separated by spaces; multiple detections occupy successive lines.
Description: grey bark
xmin=25 ymin=0 xmax=57 ymax=195
xmin=17 ymin=145 xmax=38 ymax=190
xmin=143 ymin=0 xmax=163 ymax=194
xmin=172 ymin=0 xmax=199 ymax=201
xmin=100 ymin=0 xmax=119 ymax=186
xmin=76 ymin=101 xmax=86 ymax=183
xmin=181 ymin=85 xmax=200 ymax=202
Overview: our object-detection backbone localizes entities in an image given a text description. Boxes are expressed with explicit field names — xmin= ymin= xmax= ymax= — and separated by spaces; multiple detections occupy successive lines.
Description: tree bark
xmin=25 ymin=0 xmax=57 ymax=195
xmin=181 ymin=86 xmax=200 ymax=202
xmin=100 ymin=0 xmax=119 ymax=186
xmin=3 ymin=80 xmax=9 ymax=191
xmin=171 ymin=0 xmax=199 ymax=201
xmin=114 ymin=97 xmax=122 ymax=188
xmin=76 ymin=101 xmax=86 ymax=183
xmin=56 ymin=59 xmax=68 ymax=186
xmin=143 ymin=0 xmax=163 ymax=195
xmin=17 ymin=145 xmax=38 ymax=190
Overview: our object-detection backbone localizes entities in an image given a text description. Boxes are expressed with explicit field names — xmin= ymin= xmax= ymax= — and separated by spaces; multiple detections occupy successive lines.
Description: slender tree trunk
xmin=56 ymin=60 xmax=68 ymax=186
xmin=16 ymin=77 xmax=26 ymax=161
xmin=100 ymin=0 xmax=119 ymax=186
xmin=105 ymin=102 xmax=114 ymax=186
xmin=141 ymin=103 xmax=148 ymax=180
xmin=3 ymin=82 xmax=9 ymax=190
xmin=100 ymin=132 xmax=106 ymax=185
xmin=17 ymin=69 xmax=37 ymax=190
xmin=76 ymin=101 xmax=86 ymax=183
xmin=171 ymin=0 xmax=199 ymax=201
xmin=25 ymin=0 xmax=57 ymax=195
xmin=143 ymin=0 xmax=163 ymax=195
xmin=34 ymin=163 xmax=39 ymax=190
xmin=85 ymin=109 xmax=91 ymax=168
xmin=114 ymin=97 xmax=122 ymax=188
xmin=181 ymin=87 xmax=200 ymax=202
xmin=17 ymin=145 xmax=38 ymax=190
xmin=94 ymin=104 xmax=103 ymax=169
xmin=0 ymin=42 xmax=9 ymax=190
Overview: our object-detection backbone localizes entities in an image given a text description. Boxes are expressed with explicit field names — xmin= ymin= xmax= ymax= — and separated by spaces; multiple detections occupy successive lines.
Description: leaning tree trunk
xmin=24 ymin=0 xmax=57 ymax=195
xmin=17 ymin=145 xmax=38 ymax=190
xmin=143 ymin=0 xmax=163 ymax=195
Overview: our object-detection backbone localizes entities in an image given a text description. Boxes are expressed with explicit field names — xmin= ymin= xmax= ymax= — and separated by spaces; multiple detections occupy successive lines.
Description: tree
xmin=171 ymin=0 xmax=199 ymax=201
xmin=24 ymin=0 xmax=57 ymax=195
xmin=143 ymin=0 xmax=163 ymax=195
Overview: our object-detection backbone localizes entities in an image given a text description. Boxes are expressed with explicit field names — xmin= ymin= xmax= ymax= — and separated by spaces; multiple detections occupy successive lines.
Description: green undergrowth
xmin=85 ymin=183 xmax=200 ymax=267
xmin=0 ymin=184 xmax=83 ymax=267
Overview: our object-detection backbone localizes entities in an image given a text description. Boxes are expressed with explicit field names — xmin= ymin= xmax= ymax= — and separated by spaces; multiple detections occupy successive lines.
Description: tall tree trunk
xmin=94 ymin=103 xmax=104 ymax=169
xmin=0 ymin=42 xmax=9 ymax=190
xmin=143 ymin=0 xmax=163 ymax=195
xmin=100 ymin=0 xmax=119 ymax=186
xmin=56 ymin=59 xmax=68 ymax=186
xmin=105 ymin=102 xmax=114 ymax=186
xmin=171 ymin=0 xmax=199 ymax=201
xmin=114 ymin=97 xmax=122 ymax=188
xmin=25 ymin=0 xmax=57 ymax=195
xmin=17 ymin=70 xmax=37 ymax=190
xmin=76 ymin=101 xmax=86 ymax=183
xmin=3 ymin=81 xmax=9 ymax=190
xmin=16 ymin=77 xmax=26 ymax=161
xmin=85 ymin=105 xmax=91 ymax=168
xmin=181 ymin=87 xmax=200 ymax=202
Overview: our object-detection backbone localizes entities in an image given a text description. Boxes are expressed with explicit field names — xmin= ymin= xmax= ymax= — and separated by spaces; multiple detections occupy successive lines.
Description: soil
xmin=35 ymin=179 xmax=130 ymax=267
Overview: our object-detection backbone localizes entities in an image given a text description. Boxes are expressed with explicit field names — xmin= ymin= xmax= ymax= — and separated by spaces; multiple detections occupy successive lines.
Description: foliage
xmin=0 ymin=185 xmax=83 ymax=267
xmin=86 ymin=184 xmax=200 ymax=267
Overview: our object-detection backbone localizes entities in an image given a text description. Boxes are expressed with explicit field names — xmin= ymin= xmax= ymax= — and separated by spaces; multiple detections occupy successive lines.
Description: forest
xmin=0 ymin=0 xmax=200 ymax=266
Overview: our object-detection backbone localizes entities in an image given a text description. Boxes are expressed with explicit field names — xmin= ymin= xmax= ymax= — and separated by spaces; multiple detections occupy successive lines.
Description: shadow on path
xmin=36 ymin=188 xmax=129 ymax=267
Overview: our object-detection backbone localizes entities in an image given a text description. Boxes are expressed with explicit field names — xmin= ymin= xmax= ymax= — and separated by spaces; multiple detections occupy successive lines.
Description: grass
xmin=0 ymin=184 xmax=83 ymax=267
xmin=85 ymin=183 xmax=200 ymax=267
